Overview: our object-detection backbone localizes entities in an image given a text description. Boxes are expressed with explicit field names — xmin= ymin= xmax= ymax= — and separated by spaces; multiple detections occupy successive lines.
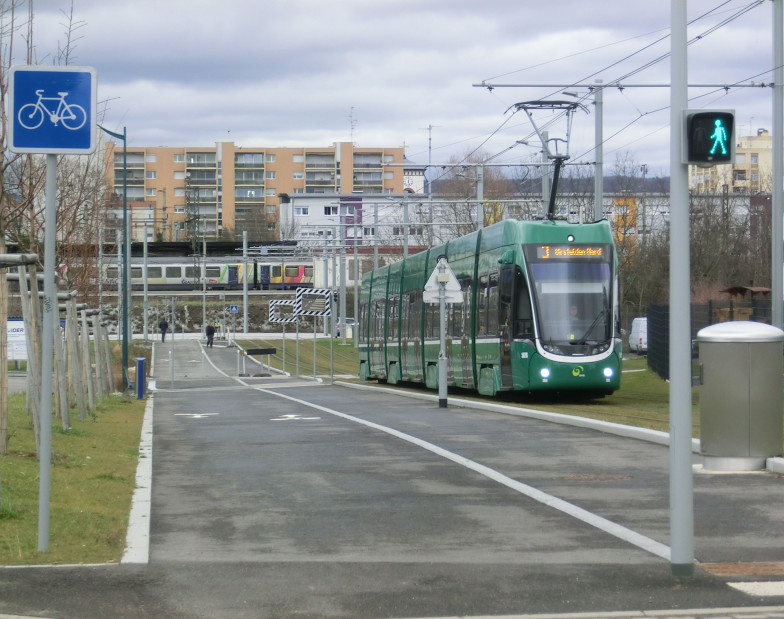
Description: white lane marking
xmin=728 ymin=581 xmax=784 ymax=596
xmin=199 ymin=343 xmax=672 ymax=561
xmin=174 ymin=413 xmax=219 ymax=419
xmin=252 ymin=386 xmax=672 ymax=562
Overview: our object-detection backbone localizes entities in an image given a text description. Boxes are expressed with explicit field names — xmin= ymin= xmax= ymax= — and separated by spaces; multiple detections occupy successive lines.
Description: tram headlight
xmin=603 ymin=367 xmax=614 ymax=378
xmin=540 ymin=368 xmax=551 ymax=379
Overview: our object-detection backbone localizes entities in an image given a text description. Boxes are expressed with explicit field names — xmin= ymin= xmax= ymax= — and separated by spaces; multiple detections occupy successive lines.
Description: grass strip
xmin=0 ymin=392 xmax=145 ymax=565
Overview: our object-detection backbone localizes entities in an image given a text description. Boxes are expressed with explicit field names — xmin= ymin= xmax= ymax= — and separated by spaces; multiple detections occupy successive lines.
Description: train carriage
xmin=358 ymin=218 xmax=622 ymax=397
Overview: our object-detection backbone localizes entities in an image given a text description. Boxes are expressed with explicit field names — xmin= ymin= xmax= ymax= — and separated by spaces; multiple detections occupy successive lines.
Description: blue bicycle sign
xmin=18 ymin=89 xmax=87 ymax=130
xmin=9 ymin=65 xmax=97 ymax=154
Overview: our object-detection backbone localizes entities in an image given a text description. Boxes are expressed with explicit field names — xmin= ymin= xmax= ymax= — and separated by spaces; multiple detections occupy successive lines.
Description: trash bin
xmin=697 ymin=321 xmax=784 ymax=471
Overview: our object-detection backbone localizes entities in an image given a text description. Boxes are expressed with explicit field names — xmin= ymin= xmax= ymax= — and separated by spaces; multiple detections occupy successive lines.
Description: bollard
xmin=136 ymin=357 xmax=146 ymax=399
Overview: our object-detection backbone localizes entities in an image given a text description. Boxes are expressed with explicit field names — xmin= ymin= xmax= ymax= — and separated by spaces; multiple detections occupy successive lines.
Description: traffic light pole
xmin=669 ymin=0 xmax=695 ymax=581
xmin=772 ymin=0 xmax=783 ymax=329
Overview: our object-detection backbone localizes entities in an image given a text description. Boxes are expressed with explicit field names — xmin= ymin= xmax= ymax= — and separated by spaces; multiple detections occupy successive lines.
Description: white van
xmin=629 ymin=317 xmax=648 ymax=353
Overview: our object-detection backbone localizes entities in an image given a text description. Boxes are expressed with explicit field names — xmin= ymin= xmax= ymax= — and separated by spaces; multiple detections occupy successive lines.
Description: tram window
xmin=388 ymin=297 xmax=398 ymax=341
xmin=147 ymin=267 xmax=162 ymax=278
xmin=272 ymin=266 xmax=282 ymax=278
xmin=185 ymin=267 xmax=199 ymax=279
xmin=477 ymin=274 xmax=489 ymax=336
xmin=487 ymin=272 xmax=499 ymax=336
xmin=285 ymin=265 xmax=300 ymax=278
xmin=401 ymin=295 xmax=410 ymax=338
xmin=106 ymin=267 xmax=119 ymax=279
xmin=131 ymin=267 xmax=143 ymax=279
xmin=304 ymin=266 xmax=314 ymax=279
xmin=451 ymin=303 xmax=463 ymax=337
xmin=410 ymin=291 xmax=422 ymax=340
xmin=205 ymin=266 xmax=221 ymax=279
xmin=165 ymin=266 xmax=181 ymax=279
xmin=514 ymin=269 xmax=534 ymax=338
xmin=425 ymin=303 xmax=438 ymax=339
xmin=462 ymin=280 xmax=472 ymax=338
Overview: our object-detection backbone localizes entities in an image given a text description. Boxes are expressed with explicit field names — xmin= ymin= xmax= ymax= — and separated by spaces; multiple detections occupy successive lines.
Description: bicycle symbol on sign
xmin=17 ymin=89 xmax=87 ymax=131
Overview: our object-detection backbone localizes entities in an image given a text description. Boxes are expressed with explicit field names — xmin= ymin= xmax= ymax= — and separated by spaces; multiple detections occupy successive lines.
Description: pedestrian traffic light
xmin=683 ymin=109 xmax=735 ymax=166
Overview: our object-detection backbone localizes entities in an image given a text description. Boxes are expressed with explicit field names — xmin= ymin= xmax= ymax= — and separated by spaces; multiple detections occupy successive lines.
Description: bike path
xmin=143 ymin=338 xmax=784 ymax=616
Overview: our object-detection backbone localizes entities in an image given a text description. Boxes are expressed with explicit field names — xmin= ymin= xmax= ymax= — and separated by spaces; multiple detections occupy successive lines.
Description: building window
xmin=174 ymin=171 xmax=185 ymax=180
xmin=266 ymin=205 xmax=276 ymax=214
xmin=266 ymin=188 xmax=276 ymax=196
xmin=324 ymin=205 xmax=338 ymax=215
xmin=751 ymin=153 xmax=759 ymax=165
xmin=174 ymin=154 xmax=184 ymax=162
xmin=293 ymin=171 xmax=304 ymax=180
xmin=146 ymin=154 xmax=157 ymax=163
xmin=294 ymin=207 xmax=309 ymax=216
xmin=266 ymin=171 xmax=276 ymax=180
xmin=146 ymin=188 xmax=157 ymax=197
xmin=265 ymin=154 xmax=276 ymax=163
xmin=146 ymin=171 xmax=157 ymax=179
xmin=293 ymin=154 xmax=304 ymax=163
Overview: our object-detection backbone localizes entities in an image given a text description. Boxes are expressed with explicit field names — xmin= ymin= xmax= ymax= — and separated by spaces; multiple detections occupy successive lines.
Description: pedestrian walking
xmin=205 ymin=322 xmax=215 ymax=348
xmin=159 ymin=318 xmax=169 ymax=342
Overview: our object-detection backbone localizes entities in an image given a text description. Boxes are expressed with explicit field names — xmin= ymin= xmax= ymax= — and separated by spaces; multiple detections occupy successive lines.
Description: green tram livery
xmin=358 ymin=219 xmax=622 ymax=397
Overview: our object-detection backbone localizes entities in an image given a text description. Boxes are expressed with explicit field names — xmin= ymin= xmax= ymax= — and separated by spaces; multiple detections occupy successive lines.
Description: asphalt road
xmin=1 ymin=339 xmax=783 ymax=618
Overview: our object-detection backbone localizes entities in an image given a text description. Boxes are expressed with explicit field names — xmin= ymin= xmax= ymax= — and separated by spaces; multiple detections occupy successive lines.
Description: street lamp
xmin=98 ymin=124 xmax=130 ymax=390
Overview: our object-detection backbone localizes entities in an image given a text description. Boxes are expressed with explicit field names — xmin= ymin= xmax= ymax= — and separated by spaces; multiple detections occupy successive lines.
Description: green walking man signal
xmin=683 ymin=109 xmax=735 ymax=167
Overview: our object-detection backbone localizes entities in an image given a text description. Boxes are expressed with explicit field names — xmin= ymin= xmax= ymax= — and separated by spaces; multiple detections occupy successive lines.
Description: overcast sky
xmin=20 ymin=0 xmax=778 ymax=176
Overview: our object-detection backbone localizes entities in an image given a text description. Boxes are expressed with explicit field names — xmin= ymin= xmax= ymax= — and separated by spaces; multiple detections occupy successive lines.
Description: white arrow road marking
xmin=271 ymin=414 xmax=321 ymax=421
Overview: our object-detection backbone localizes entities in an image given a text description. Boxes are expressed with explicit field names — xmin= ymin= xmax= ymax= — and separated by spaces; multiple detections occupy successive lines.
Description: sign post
xmin=424 ymin=256 xmax=462 ymax=408
xmin=9 ymin=65 xmax=97 ymax=552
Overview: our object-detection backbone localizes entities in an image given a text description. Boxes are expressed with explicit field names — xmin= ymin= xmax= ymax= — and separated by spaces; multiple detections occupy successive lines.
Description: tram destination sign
xmin=533 ymin=244 xmax=608 ymax=260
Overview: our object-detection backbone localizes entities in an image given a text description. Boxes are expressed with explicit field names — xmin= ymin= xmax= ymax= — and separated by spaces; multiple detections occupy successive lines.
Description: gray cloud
xmin=17 ymin=0 xmax=777 ymax=172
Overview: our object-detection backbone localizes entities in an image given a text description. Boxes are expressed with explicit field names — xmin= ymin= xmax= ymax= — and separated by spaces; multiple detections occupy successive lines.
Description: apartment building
xmin=104 ymin=140 xmax=409 ymax=241
xmin=689 ymin=128 xmax=772 ymax=194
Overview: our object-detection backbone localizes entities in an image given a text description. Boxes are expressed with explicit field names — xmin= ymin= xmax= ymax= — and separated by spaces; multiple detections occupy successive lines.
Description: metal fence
xmin=647 ymin=296 xmax=772 ymax=381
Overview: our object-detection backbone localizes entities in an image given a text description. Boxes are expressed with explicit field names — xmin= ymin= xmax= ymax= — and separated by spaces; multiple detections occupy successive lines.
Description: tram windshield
xmin=524 ymin=243 xmax=613 ymax=355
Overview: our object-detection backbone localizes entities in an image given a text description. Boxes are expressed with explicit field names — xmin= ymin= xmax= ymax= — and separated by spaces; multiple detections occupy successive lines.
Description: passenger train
xmin=102 ymin=256 xmax=314 ymax=291
xmin=358 ymin=219 xmax=622 ymax=397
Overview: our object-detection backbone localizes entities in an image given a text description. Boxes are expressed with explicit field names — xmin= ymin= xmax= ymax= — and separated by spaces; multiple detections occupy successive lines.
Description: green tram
xmin=358 ymin=218 xmax=622 ymax=397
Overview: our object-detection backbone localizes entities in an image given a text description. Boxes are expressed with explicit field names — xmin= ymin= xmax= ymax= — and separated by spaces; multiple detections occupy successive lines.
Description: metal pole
xmin=772 ymin=0 xmax=783 ymax=329
xmin=669 ymin=0 xmax=695 ymax=580
xmin=143 ymin=223 xmax=149 ymax=342
xmin=121 ymin=127 xmax=129 ymax=391
xmin=593 ymin=80 xmax=604 ymax=221
xmin=438 ymin=259 xmax=448 ymax=408
xmin=202 ymin=236 xmax=207 ymax=333
xmin=353 ymin=217 xmax=359 ymax=349
xmin=403 ymin=196 xmax=409 ymax=259
xmin=541 ymin=131 xmax=550 ymax=217
xmin=340 ymin=222 xmax=347 ymax=345
xmin=476 ymin=165 xmax=484 ymax=230
xmin=373 ymin=204 xmax=379 ymax=270
xmin=243 ymin=231 xmax=249 ymax=334
xmin=38 ymin=154 xmax=57 ymax=551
